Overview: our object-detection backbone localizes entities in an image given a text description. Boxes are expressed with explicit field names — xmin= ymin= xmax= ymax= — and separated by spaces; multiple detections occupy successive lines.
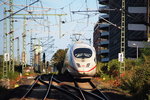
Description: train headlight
xmin=76 ymin=63 xmax=81 ymax=67
xmin=86 ymin=63 xmax=90 ymax=67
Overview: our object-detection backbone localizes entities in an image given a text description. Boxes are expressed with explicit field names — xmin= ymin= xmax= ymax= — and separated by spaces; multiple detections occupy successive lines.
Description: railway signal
xmin=43 ymin=53 xmax=46 ymax=63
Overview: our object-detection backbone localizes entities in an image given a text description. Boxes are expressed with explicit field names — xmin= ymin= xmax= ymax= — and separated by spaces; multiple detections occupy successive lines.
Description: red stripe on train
xmin=67 ymin=66 xmax=96 ymax=72
xmin=78 ymin=66 xmax=96 ymax=72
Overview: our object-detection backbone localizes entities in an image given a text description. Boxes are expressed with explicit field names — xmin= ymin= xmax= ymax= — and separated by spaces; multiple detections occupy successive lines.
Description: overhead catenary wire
xmin=58 ymin=0 xmax=77 ymax=10
xmin=24 ymin=1 xmax=99 ymax=33
xmin=72 ymin=10 xmax=121 ymax=29
xmin=0 ymin=0 xmax=54 ymax=28
xmin=0 ymin=0 xmax=9 ymax=6
xmin=110 ymin=0 xmax=150 ymax=26
xmin=85 ymin=0 xmax=89 ymax=26
xmin=69 ymin=4 xmax=72 ymax=21
xmin=0 ymin=0 xmax=54 ymax=9
xmin=0 ymin=0 xmax=40 ymax=22
xmin=0 ymin=0 xmax=51 ymax=18
xmin=3 ymin=0 xmax=98 ymax=53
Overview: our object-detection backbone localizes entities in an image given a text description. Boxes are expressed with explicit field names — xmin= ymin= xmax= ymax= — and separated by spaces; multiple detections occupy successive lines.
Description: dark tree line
xmin=50 ymin=49 xmax=67 ymax=74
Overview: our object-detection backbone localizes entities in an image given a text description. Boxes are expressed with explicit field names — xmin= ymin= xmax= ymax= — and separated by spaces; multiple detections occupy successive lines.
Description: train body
xmin=62 ymin=41 xmax=97 ymax=77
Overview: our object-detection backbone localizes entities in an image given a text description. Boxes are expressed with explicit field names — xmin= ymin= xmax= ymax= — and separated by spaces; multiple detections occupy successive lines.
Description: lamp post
xmin=133 ymin=43 xmax=138 ymax=59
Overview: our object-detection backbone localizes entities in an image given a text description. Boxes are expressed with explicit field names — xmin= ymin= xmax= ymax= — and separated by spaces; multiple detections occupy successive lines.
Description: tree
xmin=107 ymin=59 xmax=120 ymax=78
xmin=0 ymin=55 xmax=3 ymax=79
xmin=50 ymin=49 xmax=67 ymax=74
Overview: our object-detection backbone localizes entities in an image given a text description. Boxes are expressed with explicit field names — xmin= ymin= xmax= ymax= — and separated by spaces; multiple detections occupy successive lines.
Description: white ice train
xmin=62 ymin=41 xmax=97 ymax=77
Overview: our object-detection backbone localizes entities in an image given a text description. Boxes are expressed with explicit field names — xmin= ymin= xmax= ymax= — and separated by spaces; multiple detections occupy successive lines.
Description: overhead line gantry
xmin=16 ymin=13 xmax=67 ymax=38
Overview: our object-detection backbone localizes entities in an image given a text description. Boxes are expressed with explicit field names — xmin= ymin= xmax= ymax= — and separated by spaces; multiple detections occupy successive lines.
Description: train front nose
xmin=73 ymin=47 xmax=96 ymax=76
xmin=76 ymin=63 xmax=95 ymax=76
xmin=76 ymin=63 xmax=86 ymax=74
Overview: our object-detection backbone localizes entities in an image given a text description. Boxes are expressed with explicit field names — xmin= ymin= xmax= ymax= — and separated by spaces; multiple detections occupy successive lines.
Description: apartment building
xmin=93 ymin=0 xmax=149 ymax=62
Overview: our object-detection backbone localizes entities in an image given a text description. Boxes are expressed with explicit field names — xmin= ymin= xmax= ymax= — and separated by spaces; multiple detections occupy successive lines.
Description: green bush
xmin=96 ymin=62 xmax=108 ymax=77
xmin=107 ymin=59 xmax=120 ymax=78
xmin=96 ymin=62 xmax=104 ymax=77
xmin=0 ymin=68 xmax=3 ymax=79
xmin=125 ymin=59 xmax=136 ymax=70
xmin=96 ymin=59 xmax=120 ymax=78
xmin=120 ymin=64 xmax=150 ymax=100
xmin=7 ymin=71 xmax=19 ymax=80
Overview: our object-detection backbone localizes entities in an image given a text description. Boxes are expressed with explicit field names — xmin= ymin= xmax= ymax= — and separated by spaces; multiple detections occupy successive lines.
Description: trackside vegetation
xmin=50 ymin=49 xmax=67 ymax=74
xmin=96 ymin=48 xmax=150 ymax=100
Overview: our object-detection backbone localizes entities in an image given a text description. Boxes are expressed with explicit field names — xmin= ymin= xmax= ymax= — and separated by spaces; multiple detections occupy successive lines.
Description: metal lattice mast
xmin=22 ymin=16 xmax=27 ymax=72
xmin=15 ymin=37 xmax=20 ymax=65
xmin=148 ymin=0 xmax=150 ymax=41
xmin=3 ymin=8 xmax=8 ymax=78
xmin=120 ymin=0 xmax=126 ymax=74
xmin=30 ymin=31 xmax=33 ymax=66
xmin=9 ymin=0 xmax=15 ymax=73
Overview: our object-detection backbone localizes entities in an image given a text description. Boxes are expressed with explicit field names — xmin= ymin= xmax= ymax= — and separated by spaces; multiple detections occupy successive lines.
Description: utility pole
xmin=9 ymin=0 xmax=15 ymax=73
xmin=148 ymin=0 xmax=150 ymax=42
xmin=15 ymin=37 xmax=20 ymax=65
xmin=30 ymin=30 xmax=33 ymax=67
xmin=120 ymin=0 xmax=126 ymax=75
xmin=22 ymin=16 xmax=27 ymax=73
xmin=3 ymin=7 xmax=8 ymax=78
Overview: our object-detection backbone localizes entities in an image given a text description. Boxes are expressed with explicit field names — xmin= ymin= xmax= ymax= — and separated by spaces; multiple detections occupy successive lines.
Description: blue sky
xmin=0 ymin=0 xmax=100 ymax=63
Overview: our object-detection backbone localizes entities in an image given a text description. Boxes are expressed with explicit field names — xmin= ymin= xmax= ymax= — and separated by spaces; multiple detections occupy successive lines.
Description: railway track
xmin=20 ymin=75 xmax=41 ymax=100
xmin=20 ymin=74 xmax=109 ymax=100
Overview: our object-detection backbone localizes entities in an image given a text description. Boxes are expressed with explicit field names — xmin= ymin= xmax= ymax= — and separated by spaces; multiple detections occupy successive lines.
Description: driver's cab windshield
xmin=74 ymin=48 xmax=92 ymax=58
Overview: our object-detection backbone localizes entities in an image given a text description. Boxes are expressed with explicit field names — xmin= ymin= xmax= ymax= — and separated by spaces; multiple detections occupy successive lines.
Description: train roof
xmin=72 ymin=41 xmax=93 ymax=50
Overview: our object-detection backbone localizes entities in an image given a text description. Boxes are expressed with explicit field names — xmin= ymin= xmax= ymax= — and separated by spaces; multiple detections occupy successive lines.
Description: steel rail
xmin=38 ymin=75 xmax=81 ymax=100
xmin=73 ymin=79 xmax=86 ymax=100
xmin=73 ymin=77 xmax=109 ymax=100
xmin=52 ymin=77 xmax=105 ymax=100
xmin=20 ymin=75 xmax=40 ymax=100
xmin=42 ymin=74 xmax=54 ymax=100
xmin=20 ymin=74 xmax=108 ymax=100
xmin=88 ymin=80 xmax=109 ymax=100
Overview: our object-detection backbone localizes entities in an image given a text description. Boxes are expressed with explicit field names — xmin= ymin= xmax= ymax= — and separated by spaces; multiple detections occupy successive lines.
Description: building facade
xmin=93 ymin=0 xmax=149 ymax=62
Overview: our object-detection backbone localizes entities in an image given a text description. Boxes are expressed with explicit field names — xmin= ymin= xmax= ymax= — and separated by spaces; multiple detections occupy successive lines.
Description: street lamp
xmin=133 ymin=43 xmax=138 ymax=59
